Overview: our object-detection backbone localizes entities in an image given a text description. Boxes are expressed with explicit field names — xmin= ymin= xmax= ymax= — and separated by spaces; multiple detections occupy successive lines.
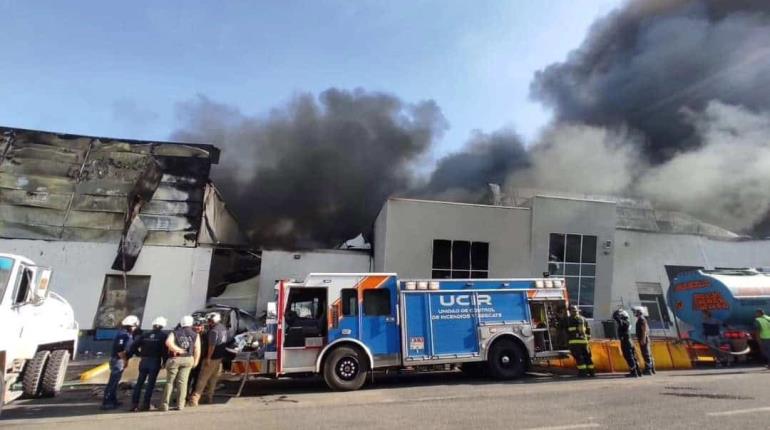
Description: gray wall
xmin=375 ymin=198 xmax=532 ymax=278
xmin=0 ymin=239 xmax=212 ymax=330
xmin=529 ymin=196 xmax=617 ymax=319
xmin=257 ymin=249 xmax=372 ymax=312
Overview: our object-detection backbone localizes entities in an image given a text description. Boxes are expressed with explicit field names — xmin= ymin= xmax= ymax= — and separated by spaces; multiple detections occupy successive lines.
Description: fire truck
xmin=233 ymin=273 xmax=570 ymax=391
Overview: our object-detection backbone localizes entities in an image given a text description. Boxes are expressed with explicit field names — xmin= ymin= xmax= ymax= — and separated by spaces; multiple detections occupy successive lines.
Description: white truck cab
xmin=0 ymin=253 xmax=78 ymax=413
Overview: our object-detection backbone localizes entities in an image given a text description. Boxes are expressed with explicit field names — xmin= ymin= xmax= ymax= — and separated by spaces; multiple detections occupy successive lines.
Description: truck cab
xmin=0 ymin=254 xmax=78 ymax=411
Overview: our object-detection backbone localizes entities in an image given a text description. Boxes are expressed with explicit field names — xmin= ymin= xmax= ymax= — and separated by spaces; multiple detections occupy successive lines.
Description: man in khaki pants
xmin=189 ymin=312 xmax=228 ymax=406
xmin=161 ymin=315 xmax=200 ymax=411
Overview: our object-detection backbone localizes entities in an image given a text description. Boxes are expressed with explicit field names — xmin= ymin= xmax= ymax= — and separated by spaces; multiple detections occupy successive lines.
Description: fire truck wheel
xmin=22 ymin=350 xmax=50 ymax=398
xmin=486 ymin=338 xmax=526 ymax=380
xmin=323 ymin=346 xmax=368 ymax=391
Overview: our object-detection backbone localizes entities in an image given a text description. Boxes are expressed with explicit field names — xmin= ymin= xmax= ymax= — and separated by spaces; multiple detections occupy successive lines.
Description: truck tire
xmin=486 ymin=338 xmax=527 ymax=380
xmin=41 ymin=350 xmax=70 ymax=397
xmin=22 ymin=350 xmax=50 ymax=398
xmin=323 ymin=346 xmax=368 ymax=391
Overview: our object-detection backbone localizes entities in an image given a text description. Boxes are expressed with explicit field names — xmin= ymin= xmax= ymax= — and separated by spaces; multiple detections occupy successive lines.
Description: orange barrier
xmin=541 ymin=339 xmax=693 ymax=372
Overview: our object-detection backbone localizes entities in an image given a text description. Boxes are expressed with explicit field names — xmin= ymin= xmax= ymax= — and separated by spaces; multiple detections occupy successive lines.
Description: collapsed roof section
xmin=0 ymin=126 xmax=244 ymax=248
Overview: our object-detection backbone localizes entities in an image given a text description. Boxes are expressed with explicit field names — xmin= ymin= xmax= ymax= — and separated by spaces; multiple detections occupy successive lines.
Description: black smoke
xmin=172 ymin=89 xmax=446 ymax=248
xmin=414 ymin=130 xmax=530 ymax=202
xmin=531 ymin=0 xmax=770 ymax=162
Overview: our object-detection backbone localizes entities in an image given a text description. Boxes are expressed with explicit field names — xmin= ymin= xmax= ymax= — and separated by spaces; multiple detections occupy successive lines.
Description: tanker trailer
xmin=668 ymin=268 xmax=770 ymax=357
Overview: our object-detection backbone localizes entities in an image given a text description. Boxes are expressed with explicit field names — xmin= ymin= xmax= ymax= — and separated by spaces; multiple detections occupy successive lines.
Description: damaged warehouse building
xmin=0 ymin=127 xmax=247 ymax=351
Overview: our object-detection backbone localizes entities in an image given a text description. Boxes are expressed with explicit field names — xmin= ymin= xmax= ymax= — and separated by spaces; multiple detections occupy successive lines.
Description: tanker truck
xmin=0 ymin=254 xmax=78 ymax=415
xmin=668 ymin=268 xmax=770 ymax=357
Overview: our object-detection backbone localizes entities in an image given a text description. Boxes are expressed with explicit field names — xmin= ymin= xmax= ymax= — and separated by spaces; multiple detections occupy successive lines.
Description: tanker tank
xmin=668 ymin=268 xmax=770 ymax=343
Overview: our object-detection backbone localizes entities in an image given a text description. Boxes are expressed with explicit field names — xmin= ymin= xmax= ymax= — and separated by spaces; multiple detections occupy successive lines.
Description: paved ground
xmin=2 ymin=366 xmax=770 ymax=429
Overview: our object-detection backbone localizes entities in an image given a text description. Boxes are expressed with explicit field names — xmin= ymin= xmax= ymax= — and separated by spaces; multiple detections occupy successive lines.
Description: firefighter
xmin=566 ymin=305 xmax=595 ymax=377
xmin=613 ymin=309 xmax=641 ymax=377
xmin=101 ymin=315 xmax=139 ymax=410
xmin=130 ymin=316 xmax=168 ymax=411
xmin=634 ymin=307 xmax=655 ymax=375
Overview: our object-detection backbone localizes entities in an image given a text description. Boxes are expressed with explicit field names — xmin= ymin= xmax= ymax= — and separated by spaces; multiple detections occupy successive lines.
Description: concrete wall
xmin=257 ymin=249 xmax=372 ymax=313
xmin=529 ymin=196 xmax=617 ymax=318
xmin=375 ymin=198 xmax=532 ymax=278
xmin=612 ymin=230 xmax=770 ymax=334
xmin=0 ymin=239 xmax=212 ymax=330
xmin=373 ymin=203 xmax=388 ymax=272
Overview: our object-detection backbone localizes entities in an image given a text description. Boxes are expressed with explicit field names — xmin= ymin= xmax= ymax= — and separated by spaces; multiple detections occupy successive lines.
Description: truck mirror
xmin=266 ymin=301 xmax=277 ymax=320
xmin=33 ymin=268 xmax=52 ymax=303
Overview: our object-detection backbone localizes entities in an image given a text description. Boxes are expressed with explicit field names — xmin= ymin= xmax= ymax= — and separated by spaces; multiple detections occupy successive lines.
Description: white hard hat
xmin=180 ymin=315 xmax=194 ymax=327
xmin=151 ymin=316 xmax=167 ymax=328
xmin=206 ymin=312 xmax=221 ymax=323
xmin=121 ymin=315 xmax=140 ymax=327
xmin=615 ymin=309 xmax=629 ymax=319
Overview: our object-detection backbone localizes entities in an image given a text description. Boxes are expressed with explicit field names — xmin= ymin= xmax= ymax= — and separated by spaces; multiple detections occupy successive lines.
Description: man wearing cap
xmin=189 ymin=312 xmax=228 ymax=406
xmin=565 ymin=305 xmax=595 ymax=377
xmin=102 ymin=315 xmax=139 ymax=410
xmin=130 ymin=316 xmax=168 ymax=411
xmin=160 ymin=315 xmax=200 ymax=412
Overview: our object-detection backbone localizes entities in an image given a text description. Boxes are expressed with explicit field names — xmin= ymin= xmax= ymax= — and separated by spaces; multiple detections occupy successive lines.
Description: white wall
xmin=0 ymin=239 xmax=212 ymax=329
xmin=375 ymin=198 xmax=533 ymax=278
xmin=257 ymin=249 xmax=372 ymax=313
xmin=529 ymin=196 xmax=617 ymax=319
xmin=612 ymin=230 xmax=770 ymax=333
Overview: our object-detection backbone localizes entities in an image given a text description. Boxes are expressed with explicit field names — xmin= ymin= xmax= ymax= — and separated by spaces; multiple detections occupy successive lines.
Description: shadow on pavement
xmin=0 ymin=383 xmax=233 ymax=421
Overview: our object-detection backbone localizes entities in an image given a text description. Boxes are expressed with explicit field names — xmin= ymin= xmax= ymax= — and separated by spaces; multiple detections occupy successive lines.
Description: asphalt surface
xmin=2 ymin=366 xmax=770 ymax=429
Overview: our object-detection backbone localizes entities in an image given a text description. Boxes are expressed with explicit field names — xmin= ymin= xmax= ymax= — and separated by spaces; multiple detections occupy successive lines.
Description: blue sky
xmin=0 ymin=0 xmax=621 ymax=156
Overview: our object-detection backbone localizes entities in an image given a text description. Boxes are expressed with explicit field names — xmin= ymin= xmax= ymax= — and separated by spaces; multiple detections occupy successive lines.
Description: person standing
xmin=130 ymin=316 xmax=168 ymax=411
xmin=613 ymin=308 xmax=641 ymax=378
xmin=634 ymin=307 xmax=655 ymax=375
xmin=189 ymin=312 xmax=229 ymax=406
xmin=160 ymin=315 xmax=200 ymax=412
xmin=702 ymin=310 xmax=730 ymax=367
xmin=101 ymin=315 xmax=139 ymax=410
xmin=566 ymin=305 xmax=595 ymax=377
xmin=186 ymin=316 xmax=207 ymax=403
xmin=754 ymin=309 xmax=770 ymax=369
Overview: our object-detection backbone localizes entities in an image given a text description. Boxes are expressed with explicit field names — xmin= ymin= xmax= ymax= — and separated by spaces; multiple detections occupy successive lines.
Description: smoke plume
xmin=415 ymin=130 xmax=529 ymax=203
xmin=173 ymin=89 xmax=446 ymax=248
xmin=531 ymin=0 xmax=770 ymax=162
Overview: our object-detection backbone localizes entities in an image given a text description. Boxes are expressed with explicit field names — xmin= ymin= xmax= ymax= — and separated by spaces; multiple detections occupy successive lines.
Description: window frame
xmin=431 ymin=239 xmax=490 ymax=279
xmin=548 ymin=233 xmax=597 ymax=318
xmin=341 ymin=288 xmax=358 ymax=316
xmin=363 ymin=289 xmax=391 ymax=316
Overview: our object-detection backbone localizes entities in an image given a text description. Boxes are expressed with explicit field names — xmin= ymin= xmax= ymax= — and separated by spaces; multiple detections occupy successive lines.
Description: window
xmin=432 ymin=239 xmax=489 ymax=279
xmin=638 ymin=282 xmax=671 ymax=330
xmin=363 ymin=289 xmax=390 ymax=316
xmin=548 ymin=233 xmax=597 ymax=318
xmin=93 ymin=275 xmax=151 ymax=329
xmin=13 ymin=267 xmax=32 ymax=305
xmin=341 ymin=289 xmax=357 ymax=316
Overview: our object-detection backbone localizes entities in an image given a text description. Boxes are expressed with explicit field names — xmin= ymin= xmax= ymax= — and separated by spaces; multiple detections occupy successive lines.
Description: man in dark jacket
xmin=613 ymin=309 xmax=641 ymax=377
xmin=102 ymin=315 xmax=139 ymax=410
xmin=130 ymin=316 xmax=168 ymax=411
xmin=189 ymin=312 xmax=229 ymax=406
